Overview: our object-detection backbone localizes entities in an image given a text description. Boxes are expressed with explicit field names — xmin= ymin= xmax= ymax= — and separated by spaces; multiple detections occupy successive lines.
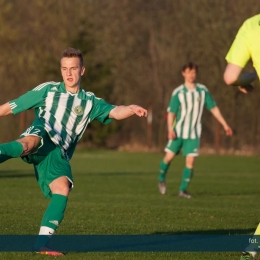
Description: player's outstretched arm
xmin=210 ymin=107 xmax=233 ymax=136
xmin=224 ymin=63 xmax=257 ymax=93
xmin=109 ymin=105 xmax=147 ymax=120
xmin=0 ymin=102 xmax=13 ymax=117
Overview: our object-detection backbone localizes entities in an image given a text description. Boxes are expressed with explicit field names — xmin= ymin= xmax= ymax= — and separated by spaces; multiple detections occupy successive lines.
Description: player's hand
xmin=224 ymin=125 xmax=233 ymax=136
xmin=168 ymin=129 xmax=176 ymax=140
xmin=238 ymin=84 xmax=254 ymax=94
xmin=130 ymin=105 xmax=147 ymax=117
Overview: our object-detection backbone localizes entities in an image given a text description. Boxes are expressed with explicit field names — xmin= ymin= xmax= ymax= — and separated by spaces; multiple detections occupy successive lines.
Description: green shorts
xmin=164 ymin=138 xmax=200 ymax=156
xmin=20 ymin=119 xmax=74 ymax=198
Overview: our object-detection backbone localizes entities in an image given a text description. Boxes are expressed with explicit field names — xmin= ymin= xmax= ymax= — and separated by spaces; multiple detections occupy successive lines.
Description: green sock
xmin=34 ymin=194 xmax=68 ymax=250
xmin=41 ymin=194 xmax=68 ymax=229
xmin=179 ymin=167 xmax=193 ymax=191
xmin=0 ymin=141 xmax=24 ymax=163
xmin=158 ymin=160 xmax=170 ymax=181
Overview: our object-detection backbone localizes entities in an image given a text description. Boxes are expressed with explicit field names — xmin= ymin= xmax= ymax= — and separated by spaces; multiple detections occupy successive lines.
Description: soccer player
xmin=158 ymin=62 xmax=232 ymax=198
xmin=0 ymin=47 xmax=147 ymax=256
xmin=224 ymin=14 xmax=260 ymax=260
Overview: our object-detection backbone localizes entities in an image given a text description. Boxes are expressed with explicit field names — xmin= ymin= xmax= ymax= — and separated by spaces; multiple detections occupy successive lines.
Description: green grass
xmin=0 ymin=150 xmax=260 ymax=259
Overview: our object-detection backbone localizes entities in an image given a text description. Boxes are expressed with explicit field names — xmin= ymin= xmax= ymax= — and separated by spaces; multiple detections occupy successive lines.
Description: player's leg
xmin=178 ymin=156 xmax=195 ymax=198
xmin=0 ymin=121 xmax=42 ymax=163
xmin=158 ymin=138 xmax=182 ymax=194
xmin=18 ymin=135 xmax=41 ymax=157
xmin=240 ymin=224 xmax=260 ymax=259
xmin=158 ymin=152 xmax=175 ymax=194
xmin=34 ymin=177 xmax=70 ymax=255
xmin=178 ymin=138 xmax=199 ymax=198
xmin=158 ymin=151 xmax=175 ymax=181
xmin=19 ymin=121 xmax=45 ymax=157
xmin=0 ymin=141 xmax=24 ymax=163
xmin=33 ymin=146 xmax=73 ymax=255
xmin=0 ymin=136 xmax=41 ymax=163
xmin=40 ymin=176 xmax=70 ymax=236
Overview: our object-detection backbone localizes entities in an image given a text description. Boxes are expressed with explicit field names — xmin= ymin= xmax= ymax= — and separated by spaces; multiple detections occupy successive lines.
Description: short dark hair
xmin=182 ymin=62 xmax=198 ymax=72
xmin=61 ymin=47 xmax=84 ymax=66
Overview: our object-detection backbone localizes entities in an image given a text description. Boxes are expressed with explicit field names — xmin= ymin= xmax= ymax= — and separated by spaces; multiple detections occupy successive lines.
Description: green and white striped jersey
xmin=167 ymin=83 xmax=216 ymax=139
xmin=9 ymin=81 xmax=115 ymax=158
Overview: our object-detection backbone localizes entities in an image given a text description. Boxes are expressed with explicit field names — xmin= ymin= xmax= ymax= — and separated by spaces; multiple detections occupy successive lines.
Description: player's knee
xmin=17 ymin=136 xmax=41 ymax=155
xmin=19 ymin=141 xmax=28 ymax=151
xmin=164 ymin=153 xmax=174 ymax=163
xmin=186 ymin=163 xmax=194 ymax=169
xmin=51 ymin=185 xmax=70 ymax=196
xmin=186 ymin=157 xmax=195 ymax=168
xmin=50 ymin=177 xmax=70 ymax=196
xmin=54 ymin=188 xmax=70 ymax=196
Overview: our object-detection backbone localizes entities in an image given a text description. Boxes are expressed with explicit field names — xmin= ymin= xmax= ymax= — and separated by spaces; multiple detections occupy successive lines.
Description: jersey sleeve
xmin=89 ymin=96 xmax=115 ymax=124
xmin=225 ymin=21 xmax=251 ymax=68
xmin=9 ymin=85 xmax=48 ymax=115
xmin=167 ymin=92 xmax=180 ymax=114
xmin=204 ymin=90 xmax=216 ymax=110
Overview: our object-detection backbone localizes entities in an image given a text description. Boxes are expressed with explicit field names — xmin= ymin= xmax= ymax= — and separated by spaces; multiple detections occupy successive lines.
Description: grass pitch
xmin=0 ymin=150 xmax=260 ymax=259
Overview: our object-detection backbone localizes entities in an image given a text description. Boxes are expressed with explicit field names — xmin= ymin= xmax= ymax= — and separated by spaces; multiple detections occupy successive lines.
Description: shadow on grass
xmin=153 ymin=228 xmax=256 ymax=235
xmin=89 ymin=172 xmax=144 ymax=176
xmin=193 ymin=192 xmax=260 ymax=196
xmin=0 ymin=170 xmax=34 ymax=178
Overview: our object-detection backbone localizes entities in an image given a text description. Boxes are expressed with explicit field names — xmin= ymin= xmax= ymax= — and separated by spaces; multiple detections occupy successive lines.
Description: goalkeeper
xmin=224 ymin=14 xmax=260 ymax=260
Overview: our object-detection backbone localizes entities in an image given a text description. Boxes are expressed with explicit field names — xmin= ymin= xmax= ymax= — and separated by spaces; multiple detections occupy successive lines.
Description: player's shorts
xmin=164 ymin=138 xmax=200 ymax=156
xmin=19 ymin=119 xmax=74 ymax=198
xmin=19 ymin=118 xmax=56 ymax=157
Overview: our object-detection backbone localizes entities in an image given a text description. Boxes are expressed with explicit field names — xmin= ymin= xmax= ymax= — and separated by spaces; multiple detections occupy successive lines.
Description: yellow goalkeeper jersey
xmin=226 ymin=14 xmax=260 ymax=78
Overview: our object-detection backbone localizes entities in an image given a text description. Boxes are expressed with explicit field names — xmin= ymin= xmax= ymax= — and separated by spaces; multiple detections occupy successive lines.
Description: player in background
xmin=0 ymin=47 xmax=147 ymax=256
xmin=224 ymin=13 xmax=260 ymax=260
xmin=158 ymin=62 xmax=232 ymax=198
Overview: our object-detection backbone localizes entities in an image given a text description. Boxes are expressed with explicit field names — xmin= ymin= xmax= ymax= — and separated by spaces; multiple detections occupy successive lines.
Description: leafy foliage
xmin=0 ymin=0 xmax=259 ymax=151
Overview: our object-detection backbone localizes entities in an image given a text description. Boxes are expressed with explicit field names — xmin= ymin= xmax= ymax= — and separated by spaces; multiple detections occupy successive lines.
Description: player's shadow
xmin=92 ymin=172 xmax=142 ymax=176
xmin=153 ymin=228 xmax=256 ymax=235
xmin=194 ymin=191 xmax=260 ymax=196
xmin=0 ymin=170 xmax=33 ymax=178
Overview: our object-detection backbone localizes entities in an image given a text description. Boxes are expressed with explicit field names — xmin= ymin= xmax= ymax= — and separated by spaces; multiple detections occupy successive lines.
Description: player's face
xmin=182 ymin=68 xmax=197 ymax=83
xmin=60 ymin=57 xmax=85 ymax=91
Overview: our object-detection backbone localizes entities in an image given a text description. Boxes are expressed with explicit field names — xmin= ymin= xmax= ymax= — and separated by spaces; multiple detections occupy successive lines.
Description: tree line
xmin=0 ymin=0 xmax=259 ymax=153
